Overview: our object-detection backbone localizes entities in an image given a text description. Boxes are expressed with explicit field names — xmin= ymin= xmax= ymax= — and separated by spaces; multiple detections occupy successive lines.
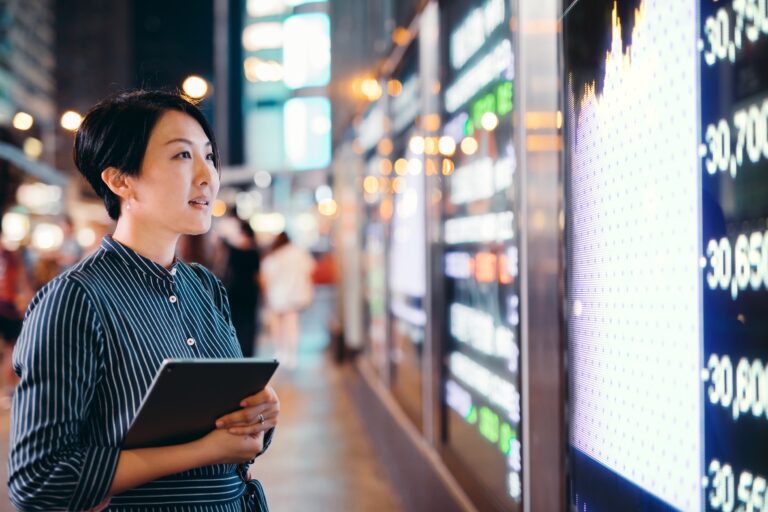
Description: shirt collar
xmin=101 ymin=235 xmax=179 ymax=283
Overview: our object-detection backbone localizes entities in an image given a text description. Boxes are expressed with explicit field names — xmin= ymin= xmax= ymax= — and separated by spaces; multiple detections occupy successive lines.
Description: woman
xmin=8 ymin=90 xmax=280 ymax=511
xmin=261 ymin=232 xmax=315 ymax=369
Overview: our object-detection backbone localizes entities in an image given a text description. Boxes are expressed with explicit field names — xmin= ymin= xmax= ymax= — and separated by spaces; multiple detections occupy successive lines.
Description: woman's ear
xmin=101 ymin=167 xmax=131 ymax=200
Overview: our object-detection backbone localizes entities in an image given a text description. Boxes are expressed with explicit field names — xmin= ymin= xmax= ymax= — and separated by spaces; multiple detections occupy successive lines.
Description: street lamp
xmin=60 ymin=110 xmax=83 ymax=131
xmin=182 ymin=76 xmax=209 ymax=99
xmin=12 ymin=112 xmax=33 ymax=131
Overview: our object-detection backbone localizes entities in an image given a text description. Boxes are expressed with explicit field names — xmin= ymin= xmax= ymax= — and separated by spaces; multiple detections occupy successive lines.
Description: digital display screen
xmin=363 ymin=156 xmax=390 ymax=380
xmin=564 ymin=0 xmax=768 ymax=510
xmin=283 ymin=13 xmax=331 ymax=89
xmin=283 ymin=96 xmax=331 ymax=171
xmin=439 ymin=0 xmax=522 ymax=509
xmin=700 ymin=0 xmax=768 ymax=509
xmin=388 ymin=42 xmax=427 ymax=429
xmin=358 ymin=96 xmax=390 ymax=380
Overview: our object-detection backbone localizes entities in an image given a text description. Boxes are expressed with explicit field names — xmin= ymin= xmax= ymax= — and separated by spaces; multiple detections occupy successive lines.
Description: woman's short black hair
xmin=74 ymin=89 xmax=220 ymax=220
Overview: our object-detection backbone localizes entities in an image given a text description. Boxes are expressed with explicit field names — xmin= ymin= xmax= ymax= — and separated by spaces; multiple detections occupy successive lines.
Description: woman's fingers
xmin=227 ymin=412 xmax=278 ymax=435
xmin=217 ymin=403 xmax=279 ymax=428
xmin=215 ymin=385 xmax=280 ymax=429
xmin=239 ymin=385 xmax=279 ymax=408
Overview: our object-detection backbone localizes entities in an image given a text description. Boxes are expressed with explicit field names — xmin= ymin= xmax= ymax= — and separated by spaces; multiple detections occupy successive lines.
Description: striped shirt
xmin=8 ymin=236 xmax=271 ymax=511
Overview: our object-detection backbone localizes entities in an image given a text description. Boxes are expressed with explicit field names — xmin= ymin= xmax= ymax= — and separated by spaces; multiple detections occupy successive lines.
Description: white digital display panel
xmin=389 ymin=159 xmax=426 ymax=299
xmin=283 ymin=13 xmax=331 ymax=90
xmin=566 ymin=1 xmax=701 ymax=509
xmin=283 ymin=96 xmax=331 ymax=170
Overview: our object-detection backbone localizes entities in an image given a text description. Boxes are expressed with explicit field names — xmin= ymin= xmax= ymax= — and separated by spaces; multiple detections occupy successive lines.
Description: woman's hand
xmin=195 ymin=428 xmax=265 ymax=465
xmin=215 ymin=385 xmax=280 ymax=435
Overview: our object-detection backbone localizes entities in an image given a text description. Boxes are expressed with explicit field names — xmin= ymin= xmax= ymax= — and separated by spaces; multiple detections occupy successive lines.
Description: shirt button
xmin=169 ymin=295 xmax=178 ymax=303
xmin=186 ymin=337 xmax=196 ymax=347
xmin=170 ymin=268 xmax=177 ymax=276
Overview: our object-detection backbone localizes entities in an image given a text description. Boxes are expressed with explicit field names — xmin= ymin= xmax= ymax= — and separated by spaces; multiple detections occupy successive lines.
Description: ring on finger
xmin=258 ymin=413 xmax=265 ymax=425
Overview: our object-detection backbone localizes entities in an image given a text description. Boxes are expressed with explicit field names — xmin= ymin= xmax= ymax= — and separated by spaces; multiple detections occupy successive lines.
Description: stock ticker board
xmin=565 ymin=0 xmax=768 ymax=510
xmin=440 ymin=0 xmax=521 ymax=509
xmin=701 ymin=0 xmax=768 ymax=510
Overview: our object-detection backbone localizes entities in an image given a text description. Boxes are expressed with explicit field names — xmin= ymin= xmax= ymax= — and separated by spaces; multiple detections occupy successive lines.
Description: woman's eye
xmin=206 ymin=153 xmax=215 ymax=161
xmin=175 ymin=151 xmax=191 ymax=159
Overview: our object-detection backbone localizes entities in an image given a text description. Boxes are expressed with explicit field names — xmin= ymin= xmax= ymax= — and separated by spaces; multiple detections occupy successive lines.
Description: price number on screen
xmin=707 ymin=354 xmax=768 ymax=421
xmin=707 ymin=459 xmax=768 ymax=512
xmin=703 ymin=1 xmax=768 ymax=66
xmin=709 ymin=459 xmax=736 ymax=512
xmin=703 ymin=98 xmax=768 ymax=178
xmin=734 ymin=0 xmax=768 ymax=46
xmin=705 ymin=230 xmax=768 ymax=299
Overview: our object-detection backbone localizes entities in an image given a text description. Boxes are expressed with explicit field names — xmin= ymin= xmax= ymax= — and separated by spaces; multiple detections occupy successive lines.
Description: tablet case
xmin=122 ymin=358 xmax=279 ymax=449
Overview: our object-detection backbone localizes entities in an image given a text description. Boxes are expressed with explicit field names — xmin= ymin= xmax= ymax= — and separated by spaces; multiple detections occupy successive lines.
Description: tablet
xmin=122 ymin=358 xmax=279 ymax=449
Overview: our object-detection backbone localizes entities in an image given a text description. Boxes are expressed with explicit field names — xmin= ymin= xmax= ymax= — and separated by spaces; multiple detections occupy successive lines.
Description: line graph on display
xmin=565 ymin=0 xmax=701 ymax=510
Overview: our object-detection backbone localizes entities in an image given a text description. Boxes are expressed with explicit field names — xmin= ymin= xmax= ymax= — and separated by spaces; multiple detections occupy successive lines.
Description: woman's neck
xmin=112 ymin=217 xmax=179 ymax=268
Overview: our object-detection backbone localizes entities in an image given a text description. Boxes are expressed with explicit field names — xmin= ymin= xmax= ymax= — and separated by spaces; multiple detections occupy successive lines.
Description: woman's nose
xmin=196 ymin=156 xmax=214 ymax=185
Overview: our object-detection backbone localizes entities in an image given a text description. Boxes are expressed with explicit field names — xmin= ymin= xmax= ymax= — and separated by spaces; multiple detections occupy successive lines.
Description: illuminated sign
xmin=244 ymin=57 xmax=284 ymax=83
xmin=242 ymin=22 xmax=283 ymax=51
xmin=283 ymin=96 xmax=331 ymax=170
xmin=444 ymin=248 xmax=517 ymax=284
xmin=445 ymin=39 xmax=513 ymax=113
xmin=467 ymin=81 xmax=514 ymax=135
xmin=450 ymin=0 xmax=506 ymax=71
xmin=445 ymin=252 xmax=472 ymax=279
xmin=449 ymin=352 xmax=520 ymax=421
xmin=246 ymin=0 xmax=286 ymax=17
xmin=445 ymin=112 xmax=469 ymax=142
xmin=357 ymin=102 xmax=385 ymax=152
xmin=450 ymin=303 xmax=519 ymax=361
xmin=389 ymin=152 xmax=426 ymax=298
xmin=445 ymin=377 xmax=522 ymax=501
xmin=444 ymin=211 xmax=514 ymax=244
xmin=391 ymin=75 xmax=420 ymax=134
xmin=283 ymin=13 xmax=331 ymax=89
xmin=449 ymin=156 xmax=515 ymax=204
xmin=446 ymin=379 xmax=473 ymax=418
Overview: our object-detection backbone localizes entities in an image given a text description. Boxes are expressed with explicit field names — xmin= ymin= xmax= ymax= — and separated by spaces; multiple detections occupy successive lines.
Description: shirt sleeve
xmin=8 ymin=277 xmax=120 ymax=511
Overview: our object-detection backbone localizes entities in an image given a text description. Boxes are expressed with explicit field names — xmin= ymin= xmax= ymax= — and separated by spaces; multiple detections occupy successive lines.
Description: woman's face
xmin=127 ymin=110 xmax=219 ymax=236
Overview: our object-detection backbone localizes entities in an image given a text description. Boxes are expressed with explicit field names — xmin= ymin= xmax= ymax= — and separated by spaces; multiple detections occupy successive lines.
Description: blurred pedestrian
xmin=56 ymin=215 xmax=84 ymax=269
xmin=0 ymin=241 xmax=31 ymax=406
xmin=220 ymin=217 xmax=261 ymax=358
xmin=261 ymin=231 xmax=315 ymax=369
xmin=30 ymin=252 xmax=60 ymax=290
xmin=8 ymin=90 xmax=279 ymax=511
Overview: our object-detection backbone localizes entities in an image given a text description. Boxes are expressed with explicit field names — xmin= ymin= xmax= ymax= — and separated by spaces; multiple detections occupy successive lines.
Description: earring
xmin=125 ymin=199 xmax=131 ymax=211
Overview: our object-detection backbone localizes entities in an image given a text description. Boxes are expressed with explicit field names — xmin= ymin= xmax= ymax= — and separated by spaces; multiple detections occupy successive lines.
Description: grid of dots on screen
xmin=567 ymin=0 xmax=701 ymax=510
